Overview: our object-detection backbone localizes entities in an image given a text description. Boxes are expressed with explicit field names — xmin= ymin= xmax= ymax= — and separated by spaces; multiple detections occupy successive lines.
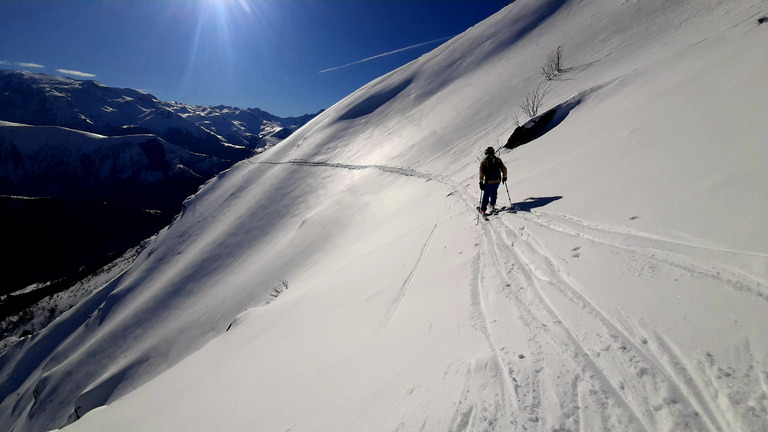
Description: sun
xmin=202 ymin=0 xmax=254 ymax=16
xmin=178 ymin=0 xmax=270 ymax=93
xmin=190 ymin=0 xmax=261 ymax=54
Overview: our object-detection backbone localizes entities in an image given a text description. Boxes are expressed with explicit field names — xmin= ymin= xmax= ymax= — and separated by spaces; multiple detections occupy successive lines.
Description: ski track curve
xmin=253 ymin=158 xmax=764 ymax=430
xmin=516 ymin=210 xmax=768 ymax=304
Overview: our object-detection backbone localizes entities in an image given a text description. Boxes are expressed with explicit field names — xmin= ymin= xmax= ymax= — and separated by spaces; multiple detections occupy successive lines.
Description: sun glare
xmin=190 ymin=0 xmax=261 ymax=59
xmin=203 ymin=0 xmax=253 ymax=16
xmin=177 ymin=0 xmax=276 ymax=101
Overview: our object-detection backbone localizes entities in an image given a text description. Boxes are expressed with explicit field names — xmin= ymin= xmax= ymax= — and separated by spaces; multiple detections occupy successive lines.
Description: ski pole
xmin=504 ymin=181 xmax=513 ymax=209
xmin=476 ymin=189 xmax=484 ymax=225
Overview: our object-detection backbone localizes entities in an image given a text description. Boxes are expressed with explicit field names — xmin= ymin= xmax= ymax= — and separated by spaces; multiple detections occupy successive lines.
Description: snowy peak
xmin=0 ymin=70 xmax=158 ymax=131
xmin=0 ymin=70 xmax=317 ymax=159
xmin=0 ymin=120 xmax=226 ymax=203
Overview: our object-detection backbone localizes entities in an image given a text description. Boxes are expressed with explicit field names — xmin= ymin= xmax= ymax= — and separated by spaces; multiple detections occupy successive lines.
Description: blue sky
xmin=0 ymin=0 xmax=509 ymax=117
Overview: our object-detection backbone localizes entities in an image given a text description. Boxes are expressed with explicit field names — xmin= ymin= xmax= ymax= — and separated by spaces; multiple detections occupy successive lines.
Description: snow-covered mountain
xmin=2 ymin=0 xmax=768 ymax=431
xmin=0 ymin=70 xmax=320 ymax=160
xmin=0 ymin=121 xmax=227 ymax=202
xmin=0 ymin=120 xmax=228 ymax=298
xmin=0 ymin=71 xmax=319 ymax=296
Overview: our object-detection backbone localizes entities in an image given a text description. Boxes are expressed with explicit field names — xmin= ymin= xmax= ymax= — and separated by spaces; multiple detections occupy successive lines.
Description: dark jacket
xmin=479 ymin=155 xmax=507 ymax=184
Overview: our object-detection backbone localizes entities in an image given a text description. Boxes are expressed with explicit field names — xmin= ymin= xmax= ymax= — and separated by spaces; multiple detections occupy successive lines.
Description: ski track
xmin=465 ymin=235 xmax=517 ymax=429
xmin=481 ymin=217 xmax=654 ymax=432
xmin=536 ymin=211 xmax=768 ymax=261
xmin=255 ymin=158 xmax=765 ymax=431
xmin=516 ymin=210 xmax=768 ymax=304
xmin=377 ymin=223 xmax=438 ymax=336
xmin=494 ymin=217 xmax=723 ymax=432
xmin=258 ymin=160 xmax=445 ymax=184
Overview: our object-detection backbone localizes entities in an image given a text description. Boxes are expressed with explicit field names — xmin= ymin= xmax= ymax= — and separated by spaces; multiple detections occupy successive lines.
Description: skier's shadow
xmin=500 ymin=196 xmax=563 ymax=213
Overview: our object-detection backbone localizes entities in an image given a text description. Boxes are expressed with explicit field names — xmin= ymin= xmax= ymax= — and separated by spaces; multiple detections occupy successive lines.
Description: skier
xmin=478 ymin=147 xmax=508 ymax=216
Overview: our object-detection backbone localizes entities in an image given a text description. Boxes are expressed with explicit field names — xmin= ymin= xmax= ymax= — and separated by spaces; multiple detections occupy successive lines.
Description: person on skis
xmin=479 ymin=146 xmax=508 ymax=215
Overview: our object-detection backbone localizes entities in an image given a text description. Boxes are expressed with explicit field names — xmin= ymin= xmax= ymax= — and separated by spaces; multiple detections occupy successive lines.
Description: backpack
xmin=481 ymin=156 xmax=503 ymax=181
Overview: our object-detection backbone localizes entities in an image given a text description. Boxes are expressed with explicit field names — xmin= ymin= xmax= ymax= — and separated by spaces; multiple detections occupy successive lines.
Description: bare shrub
xmin=520 ymin=82 xmax=551 ymax=118
xmin=541 ymin=46 xmax=564 ymax=81
xmin=267 ymin=280 xmax=289 ymax=303
xmin=511 ymin=111 xmax=521 ymax=128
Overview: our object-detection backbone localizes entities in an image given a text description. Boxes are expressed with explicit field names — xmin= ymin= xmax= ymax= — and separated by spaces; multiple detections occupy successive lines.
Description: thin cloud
xmin=18 ymin=62 xmax=45 ymax=68
xmin=319 ymin=35 xmax=453 ymax=73
xmin=57 ymin=68 xmax=96 ymax=78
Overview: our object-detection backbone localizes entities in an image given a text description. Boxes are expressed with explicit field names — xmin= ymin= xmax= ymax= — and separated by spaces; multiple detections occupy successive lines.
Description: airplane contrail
xmin=319 ymin=35 xmax=454 ymax=73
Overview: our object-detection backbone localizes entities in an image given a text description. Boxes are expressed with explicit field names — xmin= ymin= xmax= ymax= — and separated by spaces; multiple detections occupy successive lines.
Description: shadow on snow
xmin=506 ymin=196 xmax=563 ymax=213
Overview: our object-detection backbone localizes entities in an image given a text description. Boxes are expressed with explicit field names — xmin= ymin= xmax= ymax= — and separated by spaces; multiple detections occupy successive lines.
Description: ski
xmin=476 ymin=207 xmax=489 ymax=221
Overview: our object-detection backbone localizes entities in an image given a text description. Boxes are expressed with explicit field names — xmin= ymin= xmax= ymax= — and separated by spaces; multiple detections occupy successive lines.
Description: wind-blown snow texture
xmin=2 ymin=0 xmax=768 ymax=431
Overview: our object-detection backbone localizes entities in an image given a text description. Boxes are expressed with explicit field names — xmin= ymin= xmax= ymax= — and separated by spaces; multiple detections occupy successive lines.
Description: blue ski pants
xmin=481 ymin=182 xmax=500 ymax=211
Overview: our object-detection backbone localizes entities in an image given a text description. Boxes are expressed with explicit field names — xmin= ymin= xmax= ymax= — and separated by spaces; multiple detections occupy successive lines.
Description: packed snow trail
xmin=257 ymin=159 xmax=452 ymax=184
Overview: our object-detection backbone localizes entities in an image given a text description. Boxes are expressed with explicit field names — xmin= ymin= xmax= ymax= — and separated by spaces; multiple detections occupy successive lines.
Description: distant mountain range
xmin=0 ymin=70 xmax=320 ymax=309
xmin=0 ymin=70 xmax=320 ymax=160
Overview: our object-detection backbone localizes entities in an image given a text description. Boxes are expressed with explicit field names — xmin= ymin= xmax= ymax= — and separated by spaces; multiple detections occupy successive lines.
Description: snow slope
xmin=1 ymin=0 xmax=767 ymax=431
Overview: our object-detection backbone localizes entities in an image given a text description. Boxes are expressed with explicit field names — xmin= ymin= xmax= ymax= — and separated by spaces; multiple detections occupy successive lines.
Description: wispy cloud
xmin=18 ymin=62 xmax=45 ymax=69
xmin=319 ymin=35 xmax=454 ymax=73
xmin=57 ymin=68 xmax=96 ymax=78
